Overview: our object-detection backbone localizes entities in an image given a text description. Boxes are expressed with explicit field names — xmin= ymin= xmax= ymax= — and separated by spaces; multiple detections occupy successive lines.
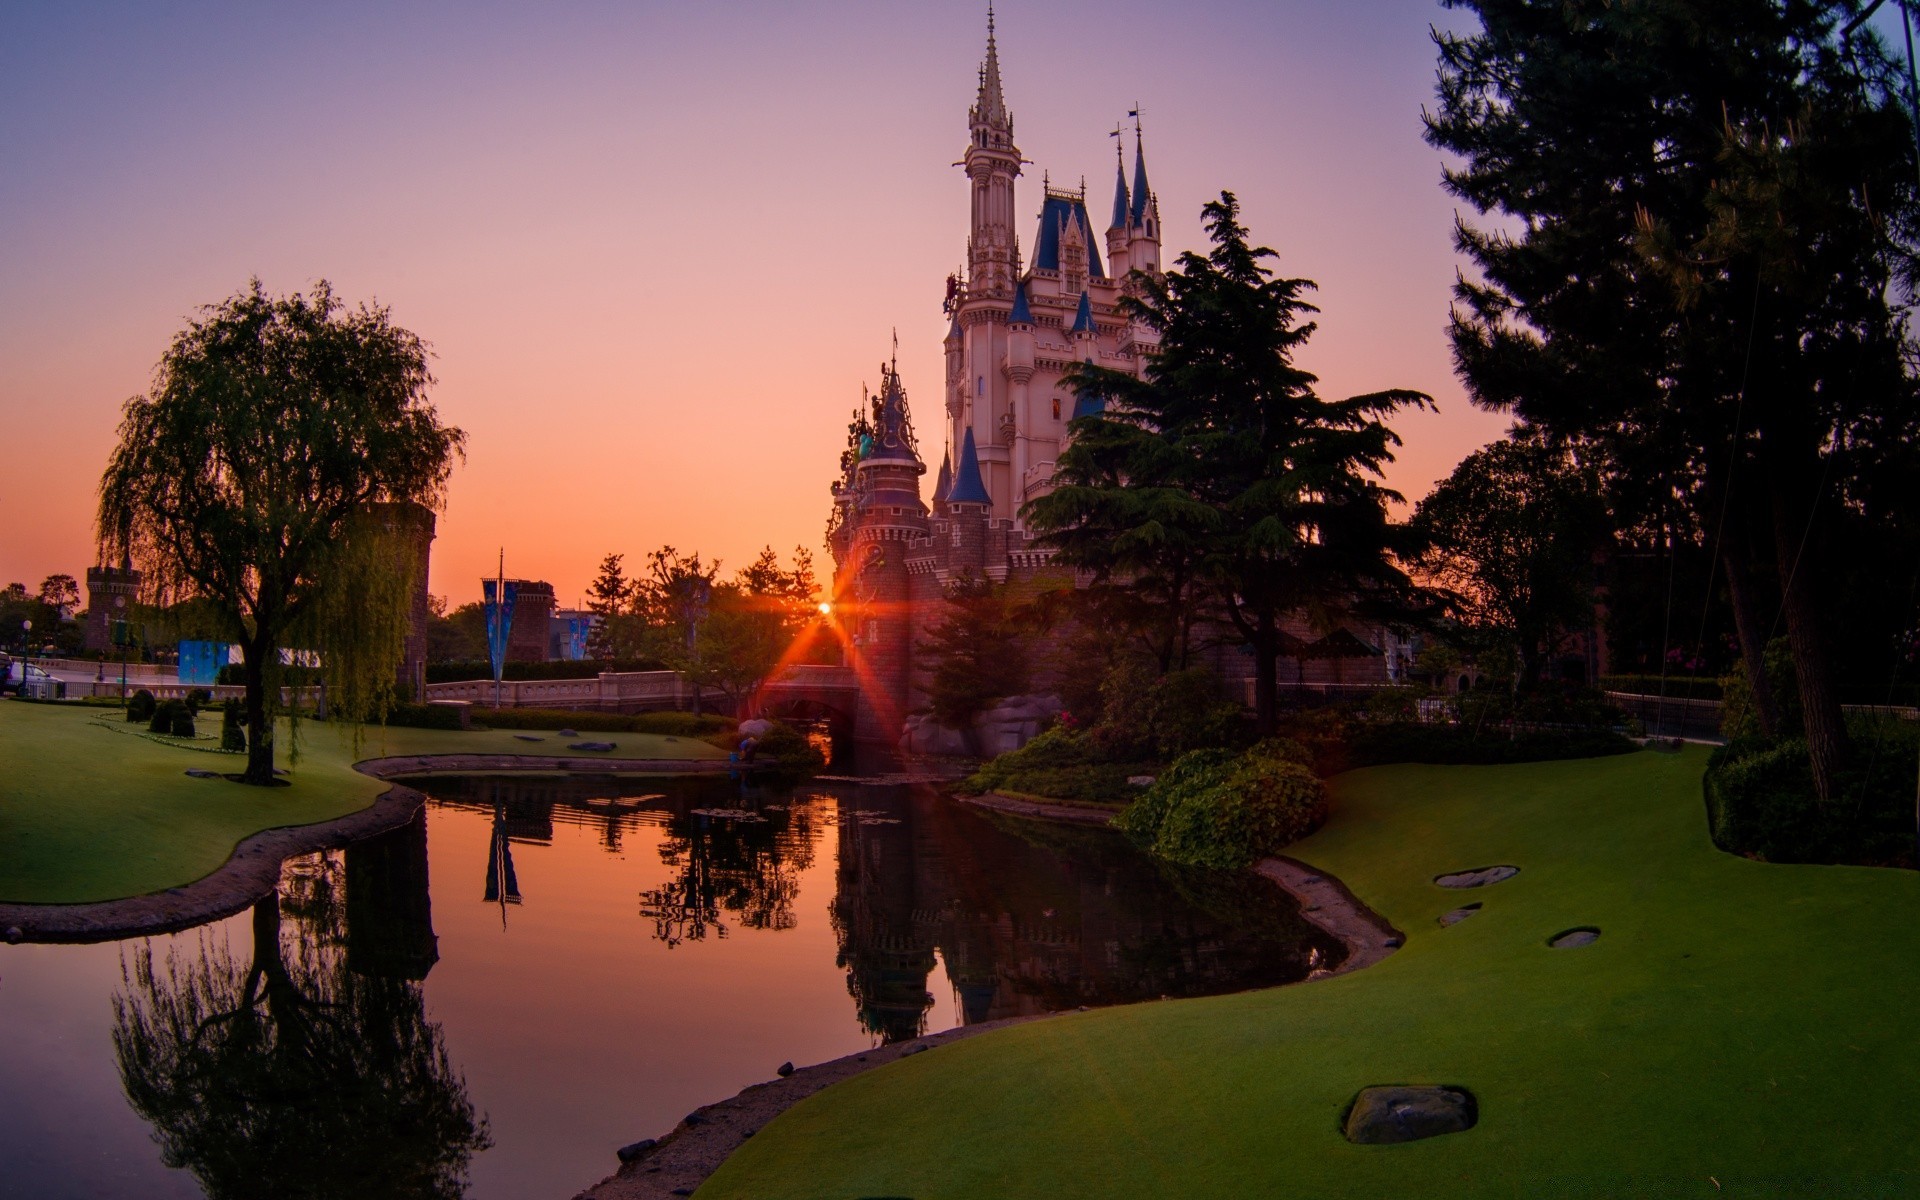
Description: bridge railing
xmin=422 ymin=670 xmax=723 ymax=712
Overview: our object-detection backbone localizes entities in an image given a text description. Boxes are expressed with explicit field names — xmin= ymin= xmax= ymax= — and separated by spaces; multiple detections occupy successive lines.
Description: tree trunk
xmin=1253 ymin=612 xmax=1279 ymax=737
xmin=242 ymin=639 xmax=276 ymax=785
xmin=1772 ymin=490 xmax=1847 ymax=801
xmin=1720 ymin=538 xmax=1779 ymax=739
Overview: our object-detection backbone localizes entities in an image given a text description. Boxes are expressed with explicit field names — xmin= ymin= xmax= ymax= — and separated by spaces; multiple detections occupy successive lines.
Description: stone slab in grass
xmin=1434 ymin=865 xmax=1518 ymax=888
xmin=1343 ymin=1085 xmax=1478 ymax=1145
xmin=1549 ymin=926 xmax=1600 ymax=949
xmin=1438 ymin=902 xmax=1482 ymax=927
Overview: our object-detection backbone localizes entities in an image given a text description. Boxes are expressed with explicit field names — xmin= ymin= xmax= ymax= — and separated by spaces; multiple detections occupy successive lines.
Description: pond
xmin=0 ymin=772 xmax=1344 ymax=1199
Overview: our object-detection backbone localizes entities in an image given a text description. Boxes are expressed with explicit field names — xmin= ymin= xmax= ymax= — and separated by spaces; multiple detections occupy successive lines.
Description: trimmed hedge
xmin=469 ymin=706 xmax=736 ymax=738
xmin=425 ymin=658 xmax=667 ymax=684
xmin=127 ymin=689 xmax=157 ymax=723
xmin=380 ymin=702 xmax=469 ymax=731
xmin=1113 ymin=740 xmax=1327 ymax=870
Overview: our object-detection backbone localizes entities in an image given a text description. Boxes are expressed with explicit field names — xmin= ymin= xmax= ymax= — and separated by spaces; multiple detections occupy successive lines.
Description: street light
xmin=19 ymin=619 xmax=30 ymax=696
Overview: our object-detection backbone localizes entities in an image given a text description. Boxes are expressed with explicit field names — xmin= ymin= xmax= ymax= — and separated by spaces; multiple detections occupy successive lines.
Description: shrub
xmin=962 ymin=727 xmax=1151 ymax=805
xmin=740 ymin=722 xmax=825 ymax=777
xmin=1719 ymin=637 xmax=1801 ymax=743
xmin=127 ymin=689 xmax=157 ymax=723
xmin=1091 ymin=662 xmax=1249 ymax=761
xmin=221 ymin=700 xmax=246 ymax=752
xmin=149 ymin=699 xmax=195 ymax=737
xmin=183 ymin=687 xmax=213 ymax=714
xmin=1116 ymin=744 xmax=1328 ymax=870
xmin=1704 ymin=719 xmax=1916 ymax=867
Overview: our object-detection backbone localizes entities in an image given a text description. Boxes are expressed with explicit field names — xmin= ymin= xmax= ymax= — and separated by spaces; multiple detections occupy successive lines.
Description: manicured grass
xmin=0 ymin=700 xmax=724 ymax=904
xmin=702 ymin=747 xmax=1920 ymax=1198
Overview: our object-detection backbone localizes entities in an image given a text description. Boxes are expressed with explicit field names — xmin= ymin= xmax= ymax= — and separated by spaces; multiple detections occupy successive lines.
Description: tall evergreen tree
xmin=1426 ymin=0 xmax=1920 ymax=796
xmin=1027 ymin=192 xmax=1429 ymax=734
xmin=584 ymin=553 xmax=634 ymax=661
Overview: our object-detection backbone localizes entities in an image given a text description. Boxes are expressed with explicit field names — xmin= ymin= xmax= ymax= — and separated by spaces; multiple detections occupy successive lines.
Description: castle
xmin=826 ymin=15 xmax=1398 ymax=751
xmin=825 ymin=15 xmax=1165 ymax=750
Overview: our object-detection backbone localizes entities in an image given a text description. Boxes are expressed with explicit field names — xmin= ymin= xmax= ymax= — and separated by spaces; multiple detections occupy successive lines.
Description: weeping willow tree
xmin=99 ymin=280 xmax=464 ymax=785
xmin=113 ymin=883 xmax=489 ymax=1199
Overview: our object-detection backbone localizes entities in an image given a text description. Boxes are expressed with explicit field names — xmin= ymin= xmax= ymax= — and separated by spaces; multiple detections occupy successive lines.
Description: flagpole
xmin=495 ymin=548 xmax=505 ymax=710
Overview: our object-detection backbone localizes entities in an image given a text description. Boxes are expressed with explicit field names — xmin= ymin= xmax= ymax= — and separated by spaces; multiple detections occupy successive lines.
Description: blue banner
xmin=177 ymin=640 xmax=233 ymax=686
xmin=484 ymin=579 xmax=518 ymax=682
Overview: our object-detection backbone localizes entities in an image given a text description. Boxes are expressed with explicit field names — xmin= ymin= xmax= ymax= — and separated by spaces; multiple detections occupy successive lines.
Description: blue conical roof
xmin=1109 ymin=158 xmax=1130 ymax=231
xmin=1070 ymin=290 xmax=1094 ymax=334
xmin=1130 ymin=134 xmax=1153 ymax=227
xmin=1008 ymin=281 xmax=1033 ymax=325
xmin=933 ymin=450 xmax=953 ymax=504
xmin=947 ymin=427 xmax=991 ymax=506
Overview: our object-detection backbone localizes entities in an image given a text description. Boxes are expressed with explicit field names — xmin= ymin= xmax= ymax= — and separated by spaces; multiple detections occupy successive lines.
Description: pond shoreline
xmin=576 ymin=789 xmax=1402 ymax=1200
xmin=0 ymin=753 xmax=733 ymax=944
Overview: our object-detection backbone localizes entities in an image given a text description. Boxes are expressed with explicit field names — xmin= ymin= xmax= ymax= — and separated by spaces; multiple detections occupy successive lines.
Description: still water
xmin=0 ymin=773 xmax=1342 ymax=1199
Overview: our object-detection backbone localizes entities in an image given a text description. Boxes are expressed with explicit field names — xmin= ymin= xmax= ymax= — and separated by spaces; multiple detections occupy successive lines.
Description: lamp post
xmin=19 ymin=619 xmax=31 ymax=696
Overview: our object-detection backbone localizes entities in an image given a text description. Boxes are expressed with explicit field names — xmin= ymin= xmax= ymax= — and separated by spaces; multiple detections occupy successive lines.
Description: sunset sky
xmin=2 ymin=0 xmax=1522 ymax=609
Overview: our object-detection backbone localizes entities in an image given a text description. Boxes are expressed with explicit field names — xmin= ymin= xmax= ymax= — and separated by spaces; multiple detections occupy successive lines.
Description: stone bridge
xmin=755 ymin=664 xmax=862 ymax=743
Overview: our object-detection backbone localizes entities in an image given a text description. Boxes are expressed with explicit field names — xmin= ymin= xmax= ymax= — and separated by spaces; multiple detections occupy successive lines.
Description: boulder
xmin=900 ymin=714 xmax=973 ymax=757
xmin=615 ymin=1138 xmax=655 ymax=1163
xmin=1438 ymin=904 xmax=1482 ymax=927
xmin=1343 ymin=1085 xmax=1477 ymax=1145
xmin=1434 ymin=865 xmax=1519 ymax=889
xmin=738 ymin=718 xmax=775 ymax=738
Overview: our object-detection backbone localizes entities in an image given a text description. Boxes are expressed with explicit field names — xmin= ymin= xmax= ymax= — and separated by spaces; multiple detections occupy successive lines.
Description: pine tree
xmin=584 ymin=553 xmax=633 ymax=661
xmin=1426 ymin=0 xmax=1920 ymax=796
xmin=1028 ymin=192 xmax=1428 ymax=734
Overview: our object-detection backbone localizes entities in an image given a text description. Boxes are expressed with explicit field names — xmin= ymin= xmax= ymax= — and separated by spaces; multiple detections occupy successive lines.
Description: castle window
xmin=1051 ymin=395 xmax=1060 ymax=419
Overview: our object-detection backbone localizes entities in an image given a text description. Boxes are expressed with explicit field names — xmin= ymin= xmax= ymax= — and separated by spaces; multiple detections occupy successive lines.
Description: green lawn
xmin=702 ymin=747 xmax=1920 ymax=1199
xmin=0 ymin=700 xmax=725 ymax=904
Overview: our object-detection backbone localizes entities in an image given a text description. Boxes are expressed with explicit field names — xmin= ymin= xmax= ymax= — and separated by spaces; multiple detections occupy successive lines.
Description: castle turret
xmin=964 ymin=8 xmax=1020 ymax=301
xmin=946 ymin=427 xmax=992 ymax=575
xmin=836 ymin=359 xmax=929 ymax=749
xmin=1126 ymin=123 xmax=1162 ymax=279
xmin=1106 ymin=145 xmax=1132 ymax=280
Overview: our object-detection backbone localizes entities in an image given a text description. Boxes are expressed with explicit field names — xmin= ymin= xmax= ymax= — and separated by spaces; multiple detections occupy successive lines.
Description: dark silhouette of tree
xmin=1425 ymin=0 xmax=1920 ymax=796
xmin=1411 ymin=434 xmax=1609 ymax=690
xmin=98 ymin=280 xmax=465 ymax=784
xmin=112 ymin=887 xmax=488 ymax=1199
xmin=1028 ymin=192 xmax=1428 ymax=734
xmin=915 ymin=572 xmax=1031 ymax=746
xmin=584 ymin=553 xmax=638 ymax=661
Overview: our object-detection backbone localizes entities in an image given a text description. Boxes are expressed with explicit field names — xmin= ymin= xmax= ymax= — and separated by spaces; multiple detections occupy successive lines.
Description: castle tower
xmin=964 ymin=7 xmax=1020 ymax=302
xmin=943 ymin=11 xmax=1162 ymax=526
xmin=83 ymin=560 xmax=142 ymax=654
xmin=829 ymin=359 xmax=929 ymax=747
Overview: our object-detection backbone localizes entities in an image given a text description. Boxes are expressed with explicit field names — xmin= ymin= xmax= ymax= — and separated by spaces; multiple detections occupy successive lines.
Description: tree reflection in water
xmin=638 ymin=784 xmax=819 ymax=948
xmin=111 ymin=813 xmax=490 ymax=1199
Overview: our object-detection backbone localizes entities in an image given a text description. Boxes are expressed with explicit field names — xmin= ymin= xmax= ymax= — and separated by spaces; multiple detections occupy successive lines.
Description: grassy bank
xmin=702 ymin=746 xmax=1919 ymax=1198
xmin=0 ymin=700 xmax=724 ymax=904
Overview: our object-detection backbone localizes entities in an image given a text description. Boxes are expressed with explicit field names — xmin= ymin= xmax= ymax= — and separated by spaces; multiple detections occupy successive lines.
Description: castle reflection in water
xmin=421 ymin=772 xmax=1345 ymax=1044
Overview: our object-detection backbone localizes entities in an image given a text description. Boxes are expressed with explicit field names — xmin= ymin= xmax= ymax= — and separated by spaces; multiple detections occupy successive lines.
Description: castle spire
xmin=1108 ymin=126 xmax=1131 ymax=232
xmin=973 ymin=5 xmax=1010 ymax=131
xmin=1129 ymin=108 xmax=1153 ymax=228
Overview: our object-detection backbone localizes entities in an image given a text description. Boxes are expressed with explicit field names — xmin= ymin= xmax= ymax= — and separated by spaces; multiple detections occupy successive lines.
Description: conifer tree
xmin=1028 ymin=192 xmax=1428 ymax=734
xmin=1425 ymin=0 xmax=1920 ymax=796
